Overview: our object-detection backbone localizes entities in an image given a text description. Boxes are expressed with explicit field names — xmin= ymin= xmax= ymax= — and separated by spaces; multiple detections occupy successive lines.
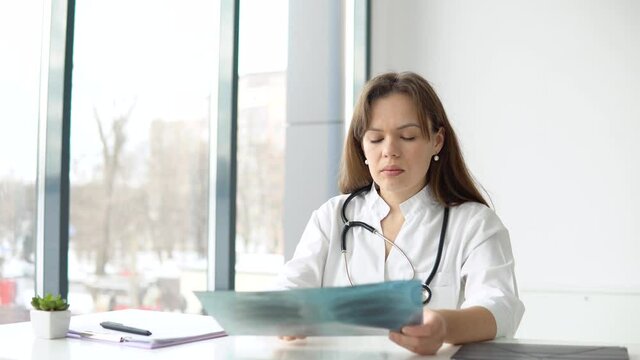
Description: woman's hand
xmin=388 ymin=308 xmax=447 ymax=355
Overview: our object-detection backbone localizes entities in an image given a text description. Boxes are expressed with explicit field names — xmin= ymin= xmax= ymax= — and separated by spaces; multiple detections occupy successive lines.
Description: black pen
xmin=100 ymin=321 xmax=152 ymax=336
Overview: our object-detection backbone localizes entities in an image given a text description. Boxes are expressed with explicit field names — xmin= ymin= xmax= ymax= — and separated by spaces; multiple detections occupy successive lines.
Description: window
xmin=68 ymin=0 xmax=219 ymax=314
xmin=0 ymin=0 xmax=43 ymax=324
xmin=235 ymin=0 xmax=288 ymax=290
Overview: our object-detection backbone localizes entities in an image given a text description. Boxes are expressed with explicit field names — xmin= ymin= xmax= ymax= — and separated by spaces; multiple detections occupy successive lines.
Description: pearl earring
xmin=433 ymin=154 xmax=440 ymax=162
xmin=364 ymin=159 xmax=369 ymax=165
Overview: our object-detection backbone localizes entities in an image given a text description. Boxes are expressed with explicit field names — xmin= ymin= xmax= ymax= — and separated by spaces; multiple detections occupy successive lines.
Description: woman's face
xmin=362 ymin=93 xmax=443 ymax=202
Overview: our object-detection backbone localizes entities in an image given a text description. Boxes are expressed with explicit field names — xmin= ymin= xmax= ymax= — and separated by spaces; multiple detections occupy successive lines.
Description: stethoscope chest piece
xmin=422 ymin=284 xmax=432 ymax=305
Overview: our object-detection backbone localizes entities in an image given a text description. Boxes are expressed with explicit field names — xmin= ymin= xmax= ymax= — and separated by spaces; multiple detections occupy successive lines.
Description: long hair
xmin=338 ymin=71 xmax=488 ymax=207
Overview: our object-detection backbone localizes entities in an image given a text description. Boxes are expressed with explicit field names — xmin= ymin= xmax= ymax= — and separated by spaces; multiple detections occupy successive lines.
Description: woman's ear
xmin=434 ymin=127 xmax=445 ymax=153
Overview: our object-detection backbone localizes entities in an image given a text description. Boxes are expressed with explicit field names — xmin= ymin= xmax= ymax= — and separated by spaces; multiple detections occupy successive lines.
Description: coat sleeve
xmin=275 ymin=209 xmax=330 ymax=289
xmin=459 ymin=207 xmax=525 ymax=338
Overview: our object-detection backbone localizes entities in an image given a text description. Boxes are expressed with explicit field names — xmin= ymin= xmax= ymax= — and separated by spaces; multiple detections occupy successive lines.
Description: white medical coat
xmin=277 ymin=185 xmax=525 ymax=338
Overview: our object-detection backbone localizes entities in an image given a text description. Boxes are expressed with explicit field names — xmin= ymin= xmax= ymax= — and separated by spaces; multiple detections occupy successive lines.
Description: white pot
xmin=30 ymin=309 xmax=71 ymax=339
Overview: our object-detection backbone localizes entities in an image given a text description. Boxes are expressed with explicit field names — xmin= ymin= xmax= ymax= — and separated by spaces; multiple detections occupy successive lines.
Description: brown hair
xmin=338 ymin=71 xmax=488 ymax=207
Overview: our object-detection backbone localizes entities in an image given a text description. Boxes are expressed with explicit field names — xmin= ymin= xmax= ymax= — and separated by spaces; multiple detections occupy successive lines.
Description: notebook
xmin=452 ymin=341 xmax=629 ymax=360
xmin=67 ymin=309 xmax=227 ymax=349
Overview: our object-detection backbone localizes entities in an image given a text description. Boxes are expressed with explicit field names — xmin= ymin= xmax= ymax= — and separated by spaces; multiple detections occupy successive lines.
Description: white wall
xmin=371 ymin=0 xmax=640 ymax=343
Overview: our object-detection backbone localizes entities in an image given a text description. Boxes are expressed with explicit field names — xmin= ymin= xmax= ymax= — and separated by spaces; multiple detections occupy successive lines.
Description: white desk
xmin=1 ymin=314 xmax=637 ymax=360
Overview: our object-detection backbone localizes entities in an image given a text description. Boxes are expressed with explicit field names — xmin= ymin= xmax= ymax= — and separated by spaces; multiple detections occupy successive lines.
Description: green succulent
xmin=31 ymin=293 xmax=70 ymax=311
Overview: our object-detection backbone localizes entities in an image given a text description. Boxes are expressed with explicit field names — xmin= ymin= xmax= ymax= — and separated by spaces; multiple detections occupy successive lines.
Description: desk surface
xmin=1 ymin=313 xmax=637 ymax=360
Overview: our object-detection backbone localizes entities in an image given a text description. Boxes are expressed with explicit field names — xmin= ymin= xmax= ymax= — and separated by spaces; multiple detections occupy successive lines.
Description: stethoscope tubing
xmin=340 ymin=184 xmax=449 ymax=305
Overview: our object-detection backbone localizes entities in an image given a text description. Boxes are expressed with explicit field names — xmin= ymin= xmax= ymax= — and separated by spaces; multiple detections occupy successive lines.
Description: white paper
xmin=68 ymin=309 xmax=226 ymax=348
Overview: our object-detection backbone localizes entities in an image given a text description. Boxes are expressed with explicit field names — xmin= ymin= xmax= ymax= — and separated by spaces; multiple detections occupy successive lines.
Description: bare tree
xmin=146 ymin=119 xmax=209 ymax=259
xmin=93 ymin=104 xmax=134 ymax=275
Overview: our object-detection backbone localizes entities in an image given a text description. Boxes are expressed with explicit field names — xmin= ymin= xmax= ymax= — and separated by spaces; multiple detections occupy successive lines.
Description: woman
xmin=277 ymin=71 xmax=524 ymax=355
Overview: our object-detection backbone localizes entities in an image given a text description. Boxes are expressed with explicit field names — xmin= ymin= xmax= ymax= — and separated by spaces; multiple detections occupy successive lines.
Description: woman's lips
xmin=381 ymin=168 xmax=404 ymax=176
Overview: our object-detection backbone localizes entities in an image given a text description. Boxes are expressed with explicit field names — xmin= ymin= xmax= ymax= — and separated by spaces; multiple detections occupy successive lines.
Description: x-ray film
xmin=195 ymin=280 xmax=423 ymax=336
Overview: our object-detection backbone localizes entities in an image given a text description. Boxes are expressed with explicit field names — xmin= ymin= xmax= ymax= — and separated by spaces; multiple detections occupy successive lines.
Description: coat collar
xmin=363 ymin=183 xmax=439 ymax=221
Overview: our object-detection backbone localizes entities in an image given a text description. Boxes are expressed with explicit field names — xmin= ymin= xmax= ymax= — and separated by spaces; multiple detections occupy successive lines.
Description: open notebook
xmin=67 ymin=309 xmax=226 ymax=349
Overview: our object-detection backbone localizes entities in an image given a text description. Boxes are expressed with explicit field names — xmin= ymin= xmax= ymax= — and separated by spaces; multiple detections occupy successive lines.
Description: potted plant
xmin=30 ymin=293 xmax=71 ymax=339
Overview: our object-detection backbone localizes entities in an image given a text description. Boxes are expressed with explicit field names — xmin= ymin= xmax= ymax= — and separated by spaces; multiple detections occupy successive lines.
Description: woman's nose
xmin=383 ymin=138 xmax=400 ymax=158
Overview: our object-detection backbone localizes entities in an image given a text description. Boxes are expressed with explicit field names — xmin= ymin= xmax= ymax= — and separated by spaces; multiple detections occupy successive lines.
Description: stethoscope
xmin=340 ymin=185 xmax=450 ymax=305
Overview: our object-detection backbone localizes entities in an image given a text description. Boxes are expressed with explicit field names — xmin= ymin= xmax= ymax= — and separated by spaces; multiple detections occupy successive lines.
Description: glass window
xmin=69 ymin=0 xmax=219 ymax=314
xmin=235 ymin=0 xmax=288 ymax=290
xmin=0 ymin=0 xmax=43 ymax=324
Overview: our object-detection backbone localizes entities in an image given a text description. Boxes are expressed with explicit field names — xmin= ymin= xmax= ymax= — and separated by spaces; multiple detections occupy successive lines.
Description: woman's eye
xmin=401 ymin=136 xmax=416 ymax=141
xmin=369 ymin=138 xmax=383 ymax=143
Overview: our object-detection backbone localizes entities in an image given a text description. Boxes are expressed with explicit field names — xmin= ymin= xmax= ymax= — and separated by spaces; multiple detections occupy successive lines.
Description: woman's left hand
xmin=388 ymin=308 xmax=447 ymax=355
